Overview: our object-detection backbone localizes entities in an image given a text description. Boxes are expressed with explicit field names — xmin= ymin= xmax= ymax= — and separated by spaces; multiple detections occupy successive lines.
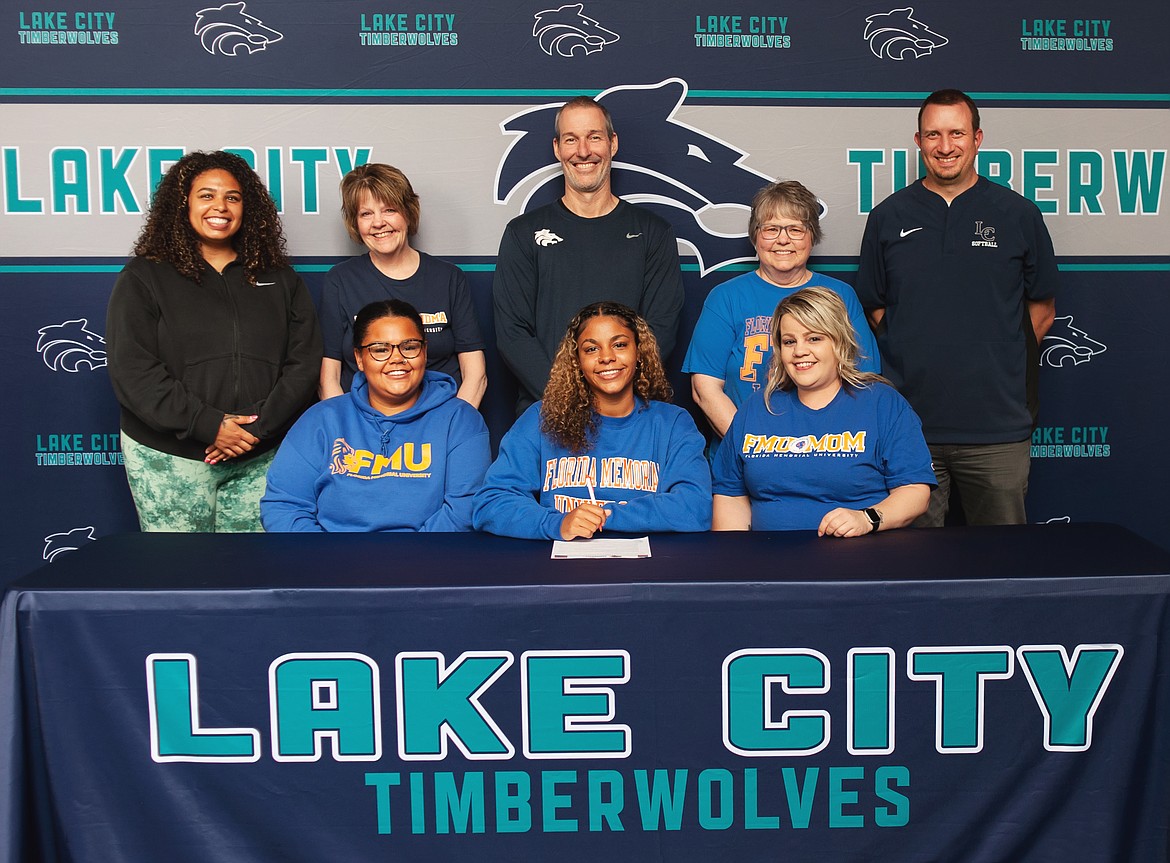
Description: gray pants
xmin=915 ymin=440 xmax=1031 ymax=528
xmin=121 ymin=433 xmax=275 ymax=532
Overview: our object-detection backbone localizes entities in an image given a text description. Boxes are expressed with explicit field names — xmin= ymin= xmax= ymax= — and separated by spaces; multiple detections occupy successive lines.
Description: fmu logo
xmin=532 ymin=4 xmax=619 ymax=57
xmin=863 ymin=7 xmax=948 ymax=60
xmin=497 ymin=79 xmax=806 ymax=275
xmin=194 ymin=2 xmax=284 ymax=56
xmin=37 ymin=319 xmax=107 ymax=372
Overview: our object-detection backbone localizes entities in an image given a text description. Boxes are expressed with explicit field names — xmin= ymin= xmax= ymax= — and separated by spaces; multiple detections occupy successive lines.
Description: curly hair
xmin=131 ymin=150 xmax=289 ymax=284
xmin=763 ymin=286 xmax=886 ymax=411
xmin=540 ymin=302 xmax=673 ymax=454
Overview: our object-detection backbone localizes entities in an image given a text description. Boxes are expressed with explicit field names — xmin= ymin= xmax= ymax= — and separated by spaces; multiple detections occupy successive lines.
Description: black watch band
xmin=863 ymin=507 xmax=882 ymax=533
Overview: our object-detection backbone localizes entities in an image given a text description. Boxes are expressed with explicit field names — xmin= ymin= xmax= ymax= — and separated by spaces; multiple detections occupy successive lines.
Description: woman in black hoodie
xmin=106 ymin=150 xmax=321 ymax=531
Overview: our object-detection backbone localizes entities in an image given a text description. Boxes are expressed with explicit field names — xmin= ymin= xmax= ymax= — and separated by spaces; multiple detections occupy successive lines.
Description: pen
xmin=586 ymin=477 xmax=597 ymax=505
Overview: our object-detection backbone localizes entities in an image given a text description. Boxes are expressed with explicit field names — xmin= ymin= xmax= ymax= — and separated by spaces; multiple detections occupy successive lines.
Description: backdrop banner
xmin=2 ymin=0 xmax=1167 ymax=573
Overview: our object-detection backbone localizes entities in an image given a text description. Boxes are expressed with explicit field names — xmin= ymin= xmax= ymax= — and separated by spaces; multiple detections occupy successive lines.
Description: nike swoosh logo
xmin=256 ymin=281 xmax=276 ymax=286
xmin=899 ymin=228 xmax=924 ymax=238
xmin=626 ymin=233 xmax=642 ymax=239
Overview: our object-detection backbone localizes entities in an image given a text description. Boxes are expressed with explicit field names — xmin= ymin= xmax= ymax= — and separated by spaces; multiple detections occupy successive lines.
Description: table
xmin=4 ymin=524 xmax=1169 ymax=862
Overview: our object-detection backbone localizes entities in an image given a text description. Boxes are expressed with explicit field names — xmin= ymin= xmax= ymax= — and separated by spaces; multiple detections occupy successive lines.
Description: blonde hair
xmin=763 ymin=286 xmax=885 ymax=409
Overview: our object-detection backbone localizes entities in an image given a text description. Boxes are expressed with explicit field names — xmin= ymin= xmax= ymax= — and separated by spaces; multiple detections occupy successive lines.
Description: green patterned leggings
xmin=121 ymin=433 xmax=275 ymax=532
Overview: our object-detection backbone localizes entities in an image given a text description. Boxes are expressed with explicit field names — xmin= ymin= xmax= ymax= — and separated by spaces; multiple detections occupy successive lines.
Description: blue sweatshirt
xmin=261 ymin=371 xmax=490 ymax=532
xmin=473 ymin=400 xmax=712 ymax=540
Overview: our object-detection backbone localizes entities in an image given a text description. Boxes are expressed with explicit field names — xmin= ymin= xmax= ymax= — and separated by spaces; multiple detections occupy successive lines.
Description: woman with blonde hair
xmin=712 ymin=286 xmax=934 ymax=537
xmin=474 ymin=301 xmax=710 ymax=540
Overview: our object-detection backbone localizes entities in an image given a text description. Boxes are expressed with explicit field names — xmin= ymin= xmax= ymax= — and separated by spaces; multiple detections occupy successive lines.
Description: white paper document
xmin=551 ymin=537 xmax=652 ymax=559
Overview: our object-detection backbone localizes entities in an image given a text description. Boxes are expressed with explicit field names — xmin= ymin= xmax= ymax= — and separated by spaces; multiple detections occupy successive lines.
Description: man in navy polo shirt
xmin=854 ymin=89 xmax=1059 ymax=526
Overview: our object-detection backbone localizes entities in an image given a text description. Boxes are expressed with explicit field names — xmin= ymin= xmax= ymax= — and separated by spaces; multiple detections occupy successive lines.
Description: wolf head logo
xmin=496 ymin=79 xmax=808 ymax=276
xmin=43 ymin=525 xmax=96 ymax=562
xmin=37 ymin=318 xmax=108 ymax=373
xmin=533 ymin=4 xmax=619 ymax=57
xmin=864 ymin=7 xmax=948 ymax=60
xmin=1040 ymin=316 xmax=1107 ymax=367
xmin=194 ymin=2 xmax=284 ymax=56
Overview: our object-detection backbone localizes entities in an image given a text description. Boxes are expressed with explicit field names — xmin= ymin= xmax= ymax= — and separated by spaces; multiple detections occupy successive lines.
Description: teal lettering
xmin=874 ymin=765 xmax=910 ymax=827
xmin=697 ymin=769 xmax=734 ymax=830
xmin=271 ymin=655 xmax=379 ymax=759
xmin=147 ymin=148 xmax=184 ymax=203
xmin=1018 ymin=645 xmax=1123 ymax=750
xmin=433 ymin=771 xmax=485 ymax=834
xmin=524 ymin=652 xmax=630 ymax=756
xmin=782 ymin=767 xmax=818 ymax=828
xmin=266 ymin=147 xmax=283 ymax=211
xmin=1023 ymin=150 xmax=1060 ymax=213
xmin=909 ymin=648 xmax=1013 ymax=752
xmin=334 ymin=146 xmax=372 ymax=178
xmin=397 ymin=652 xmax=513 ymax=758
xmin=1068 ymin=151 xmax=1105 ymax=214
xmin=848 ymin=149 xmax=885 ymax=213
xmin=828 ymin=766 xmax=865 ymax=827
xmin=891 ymin=149 xmax=912 ymax=194
xmin=409 ymin=772 xmax=426 ymax=833
xmin=495 ymin=771 xmax=532 ymax=833
xmin=146 ymin=654 xmax=258 ymax=760
xmin=724 ymin=650 xmax=829 ymax=755
xmin=51 ymin=148 xmax=89 ymax=214
xmin=290 ymin=147 xmax=328 ymax=213
xmin=849 ymin=649 xmax=893 ymax=753
xmin=978 ymin=149 xmax=1013 ymax=189
xmin=1113 ymin=150 xmax=1166 ymax=214
xmin=541 ymin=770 xmax=578 ymax=832
xmin=99 ymin=147 xmax=140 ymax=214
xmin=365 ymin=772 xmax=401 ymax=834
xmin=743 ymin=767 xmax=779 ymax=829
xmin=633 ymin=769 xmax=687 ymax=830
xmin=4 ymin=148 xmax=44 ymax=213
xmin=587 ymin=770 xmax=625 ymax=831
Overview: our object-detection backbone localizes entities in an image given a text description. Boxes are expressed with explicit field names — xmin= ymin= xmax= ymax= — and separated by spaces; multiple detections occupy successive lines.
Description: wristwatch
xmin=863 ymin=507 xmax=883 ymax=534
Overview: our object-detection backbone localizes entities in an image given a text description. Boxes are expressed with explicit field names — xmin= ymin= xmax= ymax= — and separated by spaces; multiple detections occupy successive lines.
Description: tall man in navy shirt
xmin=854 ymin=89 xmax=1058 ymax=526
xmin=493 ymin=96 xmax=685 ymax=414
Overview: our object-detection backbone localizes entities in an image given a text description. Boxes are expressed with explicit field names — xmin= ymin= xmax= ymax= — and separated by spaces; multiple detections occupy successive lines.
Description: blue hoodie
xmin=262 ymin=371 xmax=489 ymax=532
xmin=473 ymin=399 xmax=712 ymax=540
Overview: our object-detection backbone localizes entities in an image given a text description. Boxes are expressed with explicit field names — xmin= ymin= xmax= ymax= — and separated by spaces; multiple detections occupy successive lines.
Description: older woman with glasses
xmin=261 ymin=299 xmax=490 ymax=532
xmin=682 ymin=180 xmax=879 ymax=445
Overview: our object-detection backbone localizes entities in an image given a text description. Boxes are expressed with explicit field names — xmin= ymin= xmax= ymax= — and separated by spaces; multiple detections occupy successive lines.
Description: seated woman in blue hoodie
xmin=262 ymin=299 xmax=490 ymax=531
xmin=473 ymin=301 xmax=711 ymax=540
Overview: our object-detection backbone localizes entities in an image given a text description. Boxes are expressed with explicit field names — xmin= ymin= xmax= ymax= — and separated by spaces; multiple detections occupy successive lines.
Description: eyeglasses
xmin=758 ymin=223 xmax=808 ymax=242
xmin=358 ymin=339 xmax=424 ymax=361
